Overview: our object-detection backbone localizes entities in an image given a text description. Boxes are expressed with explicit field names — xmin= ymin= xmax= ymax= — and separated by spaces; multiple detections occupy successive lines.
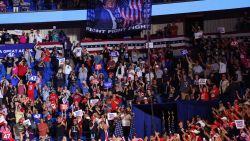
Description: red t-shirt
xmin=201 ymin=91 xmax=209 ymax=101
xmin=234 ymin=103 xmax=239 ymax=110
xmin=73 ymin=93 xmax=82 ymax=103
xmin=49 ymin=93 xmax=58 ymax=102
xmin=43 ymin=50 xmax=51 ymax=62
xmin=51 ymin=101 xmax=57 ymax=110
xmin=111 ymin=98 xmax=121 ymax=111
xmin=211 ymin=87 xmax=219 ymax=100
xmin=27 ymin=83 xmax=35 ymax=100
xmin=18 ymin=64 xmax=28 ymax=77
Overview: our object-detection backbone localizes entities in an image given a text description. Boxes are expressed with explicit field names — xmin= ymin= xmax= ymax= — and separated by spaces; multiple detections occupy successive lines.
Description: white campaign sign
xmin=148 ymin=42 xmax=154 ymax=48
xmin=23 ymin=119 xmax=31 ymax=126
xmin=62 ymin=97 xmax=68 ymax=104
xmin=194 ymin=31 xmax=203 ymax=39
xmin=198 ymin=79 xmax=207 ymax=85
xmin=58 ymin=58 xmax=65 ymax=66
xmin=107 ymin=113 xmax=117 ymax=120
xmin=90 ymin=99 xmax=99 ymax=106
xmin=73 ymin=110 xmax=83 ymax=117
xmin=235 ymin=120 xmax=245 ymax=129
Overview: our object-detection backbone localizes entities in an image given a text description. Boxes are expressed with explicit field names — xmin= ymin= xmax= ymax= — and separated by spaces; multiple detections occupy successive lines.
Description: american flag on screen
xmin=118 ymin=0 xmax=143 ymax=27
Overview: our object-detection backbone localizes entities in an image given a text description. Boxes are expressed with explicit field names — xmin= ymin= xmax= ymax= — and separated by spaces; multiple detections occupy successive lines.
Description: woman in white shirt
xmin=116 ymin=63 xmax=125 ymax=80
xmin=63 ymin=61 xmax=72 ymax=87
xmin=219 ymin=60 xmax=227 ymax=74
xmin=220 ymin=74 xmax=229 ymax=94
xmin=127 ymin=66 xmax=135 ymax=81
xmin=35 ymin=30 xmax=44 ymax=43
xmin=120 ymin=108 xmax=132 ymax=140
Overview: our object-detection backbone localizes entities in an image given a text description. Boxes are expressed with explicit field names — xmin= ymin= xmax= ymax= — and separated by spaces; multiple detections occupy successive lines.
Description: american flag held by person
xmin=114 ymin=120 xmax=124 ymax=138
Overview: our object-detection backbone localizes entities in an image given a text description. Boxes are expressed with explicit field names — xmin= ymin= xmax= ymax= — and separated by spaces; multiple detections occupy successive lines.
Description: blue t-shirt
xmin=33 ymin=113 xmax=42 ymax=123
xmin=69 ymin=85 xmax=77 ymax=93
xmin=81 ymin=86 xmax=89 ymax=95
xmin=11 ymin=77 xmax=19 ymax=86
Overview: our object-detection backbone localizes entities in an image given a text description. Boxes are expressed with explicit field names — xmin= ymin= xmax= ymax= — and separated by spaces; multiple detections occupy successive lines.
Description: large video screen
xmin=0 ymin=0 xmax=249 ymax=24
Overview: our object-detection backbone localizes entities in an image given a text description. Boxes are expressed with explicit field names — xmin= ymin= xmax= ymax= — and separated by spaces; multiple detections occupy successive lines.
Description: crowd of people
xmin=0 ymin=25 xmax=249 ymax=141
xmin=0 ymin=28 xmax=68 ymax=44
xmin=148 ymin=98 xmax=250 ymax=141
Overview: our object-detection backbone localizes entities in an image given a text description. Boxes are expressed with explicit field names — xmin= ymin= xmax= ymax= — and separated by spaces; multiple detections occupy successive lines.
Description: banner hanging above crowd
xmin=0 ymin=42 xmax=64 ymax=58
xmin=86 ymin=0 xmax=152 ymax=34
xmin=0 ymin=44 xmax=35 ymax=58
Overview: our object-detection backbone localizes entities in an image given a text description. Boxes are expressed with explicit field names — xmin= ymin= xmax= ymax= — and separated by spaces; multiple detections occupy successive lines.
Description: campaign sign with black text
xmin=198 ymin=79 xmax=207 ymax=85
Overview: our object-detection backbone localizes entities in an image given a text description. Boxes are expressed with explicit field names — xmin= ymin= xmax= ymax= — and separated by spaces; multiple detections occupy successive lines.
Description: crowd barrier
xmin=81 ymin=36 xmax=191 ymax=51
xmin=0 ymin=32 xmax=249 ymax=58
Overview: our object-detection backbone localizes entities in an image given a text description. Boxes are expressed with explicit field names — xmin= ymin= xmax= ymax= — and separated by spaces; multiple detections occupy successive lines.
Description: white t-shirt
xmin=135 ymin=67 xmax=142 ymax=78
xmin=35 ymin=33 xmax=43 ymax=43
xmin=29 ymin=33 xmax=35 ymax=43
xmin=116 ymin=66 xmax=125 ymax=79
xmin=64 ymin=65 xmax=72 ymax=75
xmin=73 ymin=47 xmax=82 ymax=57
xmin=131 ymin=51 xmax=138 ymax=63
xmin=0 ymin=88 xmax=3 ymax=98
xmin=128 ymin=69 xmax=135 ymax=81
xmin=145 ymin=72 xmax=154 ymax=82
xmin=193 ymin=65 xmax=203 ymax=74
xmin=121 ymin=114 xmax=131 ymax=127
xmin=219 ymin=62 xmax=227 ymax=74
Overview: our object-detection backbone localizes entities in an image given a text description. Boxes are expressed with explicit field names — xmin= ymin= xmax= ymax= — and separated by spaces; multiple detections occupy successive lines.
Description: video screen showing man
xmin=95 ymin=0 xmax=120 ymax=30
